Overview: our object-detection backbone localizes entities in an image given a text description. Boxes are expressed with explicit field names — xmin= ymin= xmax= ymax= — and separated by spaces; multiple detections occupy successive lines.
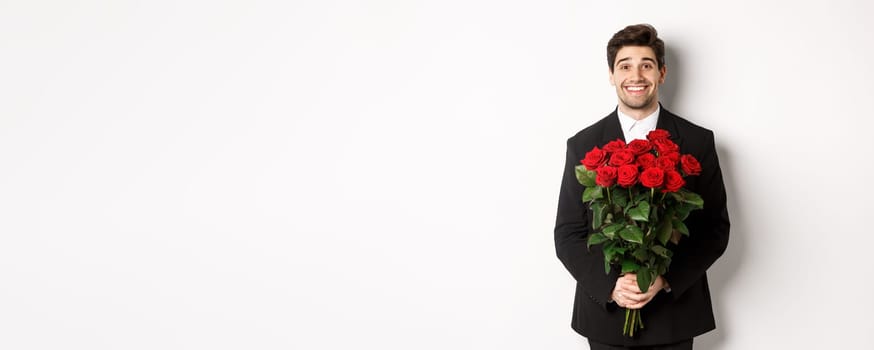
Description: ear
xmin=658 ymin=65 xmax=667 ymax=84
xmin=609 ymin=68 xmax=616 ymax=86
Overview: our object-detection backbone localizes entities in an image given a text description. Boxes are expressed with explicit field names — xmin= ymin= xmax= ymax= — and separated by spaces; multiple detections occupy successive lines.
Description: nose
xmin=630 ymin=67 xmax=643 ymax=81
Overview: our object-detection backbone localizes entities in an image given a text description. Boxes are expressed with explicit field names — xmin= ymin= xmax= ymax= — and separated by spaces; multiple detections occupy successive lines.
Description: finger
xmin=622 ymin=281 xmax=642 ymax=293
xmin=613 ymin=291 xmax=624 ymax=304
xmin=625 ymin=296 xmax=652 ymax=309
xmin=613 ymin=279 xmax=636 ymax=294
xmin=615 ymin=282 xmax=631 ymax=291
xmin=623 ymin=292 xmax=647 ymax=302
xmin=613 ymin=291 xmax=631 ymax=306
xmin=634 ymin=289 xmax=658 ymax=300
xmin=624 ymin=302 xmax=644 ymax=310
xmin=615 ymin=290 xmax=646 ymax=304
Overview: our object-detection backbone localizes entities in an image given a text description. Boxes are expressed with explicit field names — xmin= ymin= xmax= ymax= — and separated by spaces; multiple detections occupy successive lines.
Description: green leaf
xmin=675 ymin=205 xmax=692 ymax=221
xmin=677 ymin=189 xmax=704 ymax=209
xmin=637 ymin=268 xmax=652 ymax=293
xmin=604 ymin=246 xmax=617 ymax=264
xmin=628 ymin=202 xmax=650 ymax=222
xmin=651 ymin=245 xmax=672 ymax=258
xmin=656 ymin=218 xmax=673 ymax=245
xmin=604 ymin=245 xmax=627 ymax=262
xmin=655 ymin=263 xmax=669 ymax=276
xmin=613 ymin=189 xmax=629 ymax=208
xmin=621 ymin=260 xmax=640 ymax=274
xmin=648 ymin=206 xmax=660 ymax=223
xmin=603 ymin=245 xmax=615 ymax=262
xmin=633 ymin=191 xmax=649 ymax=205
xmin=575 ymin=166 xmax=596 ymax=187
xmin=602 ymin=223 xmax=623 ymax=239
xmin=587 ymin=233 xmax=608 ymax=247
xmin=619 ymin=226 xmax=644 ymax=244
xmin=582 ymin=186 xmax=603 ymax=202
xmin=632 ymin=247 xmax=649 ymax=261
xmin=673 ymin=219 xmax=690 ymax=236
xmin=592 ymin=203 xmax=607 ymax=229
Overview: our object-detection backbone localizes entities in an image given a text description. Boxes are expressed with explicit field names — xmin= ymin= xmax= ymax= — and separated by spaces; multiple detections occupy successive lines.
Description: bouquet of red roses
xmin=575 ymin=129 xmax=704 ymax=337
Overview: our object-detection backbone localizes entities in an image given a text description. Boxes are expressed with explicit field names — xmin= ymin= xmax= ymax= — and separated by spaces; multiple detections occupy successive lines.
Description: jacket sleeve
xmin=554 ymin=138 xmax=620 ymax=308
xmin=662 ymin=130 xmax=731 ymax=298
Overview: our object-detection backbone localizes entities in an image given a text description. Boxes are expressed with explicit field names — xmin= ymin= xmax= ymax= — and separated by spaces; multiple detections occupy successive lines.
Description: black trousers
xmin=588 ymin=339 xmax=693 ymax=350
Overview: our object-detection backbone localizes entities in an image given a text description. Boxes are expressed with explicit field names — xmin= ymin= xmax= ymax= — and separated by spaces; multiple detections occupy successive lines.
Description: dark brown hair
xmin=607 ymin=24 xmax=665 ymax=72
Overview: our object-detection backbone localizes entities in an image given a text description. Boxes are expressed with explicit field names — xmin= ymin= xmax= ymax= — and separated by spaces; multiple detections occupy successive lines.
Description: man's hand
xmin=611 ymin=274 xmax=668 ymax=309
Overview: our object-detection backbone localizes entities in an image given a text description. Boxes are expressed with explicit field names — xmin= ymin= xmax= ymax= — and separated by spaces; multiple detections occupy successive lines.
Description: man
xmin=554 ymin=24 xmax=730 ymax=349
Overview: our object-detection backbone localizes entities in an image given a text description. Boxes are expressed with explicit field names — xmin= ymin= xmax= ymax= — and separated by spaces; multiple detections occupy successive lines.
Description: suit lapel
xmin=600 ymin=109 xmax=624 ymax=144
xmin=656 ymin=106 xmax=685 ymax=151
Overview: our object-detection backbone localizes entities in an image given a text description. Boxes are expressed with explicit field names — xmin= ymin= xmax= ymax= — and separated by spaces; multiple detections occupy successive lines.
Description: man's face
xmin=609 ymin=46 xmax=666 ymax=113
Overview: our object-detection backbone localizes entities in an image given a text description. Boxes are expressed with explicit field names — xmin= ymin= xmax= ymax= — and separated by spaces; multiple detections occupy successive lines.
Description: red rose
xmin=602 ymin=139 xmax=626 ymax=153
xmin=639 ymin=167 xmax=665 ymax=188
xmin=595 ymin=166 xmax=618 ymax=187
xmin=662 ymin=169 xmax=685 ymax=193
xmin=656 ymin=155 xmax=677 ymax=171
xmin=661 ymin=151 xmax=679 ymax=163
xmin=626 ymin=139 xmax=653 ymax=155
xmin=636 ymin=153 xmax=657 ymax=169
xmin=581 ymin=147 xmax=607 ymax=170
xmin=653 ymin=138 xmax=679 ymax=155
xmin=617 ymin=164 xmax=639 ymax=187
xmin=680 ymin=154 xmax=702 ymax=176
xmin=646 ymin=129 xmax=671 ymax=141
xmin=608 ymin=150 xmax=635 ymax=166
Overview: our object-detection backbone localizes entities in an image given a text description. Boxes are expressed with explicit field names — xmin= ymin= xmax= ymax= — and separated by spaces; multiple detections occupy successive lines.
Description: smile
xmin=624 ymin=85 xmax=648 ymax=95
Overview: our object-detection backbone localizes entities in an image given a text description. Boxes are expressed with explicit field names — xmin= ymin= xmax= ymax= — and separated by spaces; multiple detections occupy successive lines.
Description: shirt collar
xmin=616 ymin=105 xmax=660 ymax=142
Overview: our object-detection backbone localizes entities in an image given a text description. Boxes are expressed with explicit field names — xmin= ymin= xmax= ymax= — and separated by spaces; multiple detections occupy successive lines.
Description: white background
xmin=1 ymin=0 xmax=872 ymax=349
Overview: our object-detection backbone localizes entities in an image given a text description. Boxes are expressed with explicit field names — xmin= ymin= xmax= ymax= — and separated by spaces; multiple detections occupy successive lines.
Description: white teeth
xmin=626 ymin=86 xmax=645 ymax=91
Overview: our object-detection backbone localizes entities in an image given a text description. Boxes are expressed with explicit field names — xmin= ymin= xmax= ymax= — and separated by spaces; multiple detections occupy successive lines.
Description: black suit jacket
xmin=554 ymin=107 xmax=730 ymax=346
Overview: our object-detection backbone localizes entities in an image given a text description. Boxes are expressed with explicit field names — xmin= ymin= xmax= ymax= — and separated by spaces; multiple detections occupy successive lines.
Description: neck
xmin=618 ymin=103 xmax=659 ymax=121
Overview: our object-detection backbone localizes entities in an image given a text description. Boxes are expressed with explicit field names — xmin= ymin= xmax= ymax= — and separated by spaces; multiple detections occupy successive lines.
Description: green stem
xmin=638 ymin=309 xmax=644 ymax=329
xmin=622 ymin=309 xmax=628 ymax=335
xmin=624 ymin=308 xmax=630 ymax=335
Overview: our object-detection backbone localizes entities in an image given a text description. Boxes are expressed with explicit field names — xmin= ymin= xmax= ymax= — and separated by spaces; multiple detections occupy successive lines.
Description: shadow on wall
xmin=662 ymin=44 xmax=748 ymax=350
xmin=660 ymin=44 xmax=682 ymax=108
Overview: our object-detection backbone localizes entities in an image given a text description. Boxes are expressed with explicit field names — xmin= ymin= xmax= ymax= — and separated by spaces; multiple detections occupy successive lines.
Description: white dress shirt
xmin=617 ymin=106 xmax=660 ymax=143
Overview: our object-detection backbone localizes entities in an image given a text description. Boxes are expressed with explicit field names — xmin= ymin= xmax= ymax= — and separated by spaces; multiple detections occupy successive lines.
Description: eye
xmin=619 ymin=64 xmax=630 ymax=70
xmin=642 ymin=63 xmax=653 ymax=69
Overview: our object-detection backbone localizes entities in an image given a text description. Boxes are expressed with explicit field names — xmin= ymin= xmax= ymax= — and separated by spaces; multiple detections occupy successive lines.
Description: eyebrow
xmin=615 ymin=57 xmax=657 ymax=66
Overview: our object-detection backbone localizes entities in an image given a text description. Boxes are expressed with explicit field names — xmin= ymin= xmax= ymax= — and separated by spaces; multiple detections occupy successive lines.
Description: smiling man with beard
xmin=554 ymin=24 xmax=731 ymax=349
